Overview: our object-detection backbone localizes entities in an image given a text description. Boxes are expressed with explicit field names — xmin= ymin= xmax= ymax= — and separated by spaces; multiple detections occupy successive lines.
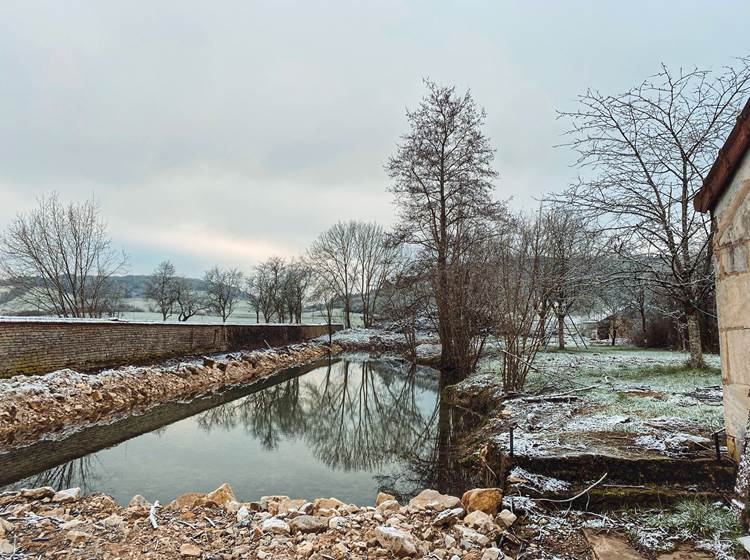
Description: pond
xmin=0 ymin=356 xmax=480 ymax=505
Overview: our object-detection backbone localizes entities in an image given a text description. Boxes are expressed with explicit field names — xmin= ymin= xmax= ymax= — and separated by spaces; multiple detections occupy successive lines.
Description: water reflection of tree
xmin=302 ymin=361 xmax=437 ymax=471
xmin=191 ymin=359 xmax=480 ymax=498
xmin=193 ymin=360 xmax=440 ymax=472
xmin=196 ymin=377 xmax=306 ymax=449
xmin=13 ymin=457 xmax=99 ymax=494
xmin=376 ymin=378 xmax=485 ymax=501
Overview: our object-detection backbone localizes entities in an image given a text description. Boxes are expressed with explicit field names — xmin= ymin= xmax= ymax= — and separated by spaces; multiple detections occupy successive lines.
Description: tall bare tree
xmin=556 ymin=60 xmax=750 ymax=368
xmin=308 ymin=221 xmax=358 ymax=328
xmin=386 ymin=80 xmax=501 ymax=379
xmin=0 ymin=194 xmax=127 ymax=317
xmin=204 ymin=266 xmax=243 ymax=322
xmin=144 ymin=260 xmax=178 ymax=320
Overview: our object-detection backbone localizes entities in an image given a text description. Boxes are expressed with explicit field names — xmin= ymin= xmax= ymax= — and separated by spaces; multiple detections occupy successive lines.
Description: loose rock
xmin=408 ymin=489 xmax=461 ymax=511
xmin=375 ymin=525 xmax=417 ymax=556
xmin=53 ymin=487 xmax=81 ymax=504
xmin=461 ymin=488 xmax=503 ymax=515
xmin=289 ymin=515 xmax=328 ymax=533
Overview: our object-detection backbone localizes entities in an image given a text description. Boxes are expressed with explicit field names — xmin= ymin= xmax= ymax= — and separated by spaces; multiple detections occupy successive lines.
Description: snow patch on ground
xmin=510 ymin=467 xmax=572 ymax=493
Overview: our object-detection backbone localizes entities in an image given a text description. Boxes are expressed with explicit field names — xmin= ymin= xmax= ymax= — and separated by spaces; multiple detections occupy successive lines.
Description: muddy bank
xmin=0 ymin=341 xmax=343 ymax=451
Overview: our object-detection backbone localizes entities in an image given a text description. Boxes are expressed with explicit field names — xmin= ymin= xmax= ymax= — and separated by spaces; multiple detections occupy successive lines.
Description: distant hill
xmin=108 ymin=275 xmax=206 ymax=298
xmin=0 ymin=275 xmax=208 ymax=315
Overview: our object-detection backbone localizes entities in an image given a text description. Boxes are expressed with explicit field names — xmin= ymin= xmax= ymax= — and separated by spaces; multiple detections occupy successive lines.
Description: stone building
xmin=695 ymin=98 xmax=750 ymax=460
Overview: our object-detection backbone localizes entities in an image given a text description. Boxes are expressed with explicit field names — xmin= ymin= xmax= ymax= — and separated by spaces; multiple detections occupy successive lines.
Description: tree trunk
xmin=343 ymin=298 xmax=351 ymax=329
xmin=686 ymin=308 xmax=705 ymax=369
xmin=557 ymin=314 xmax=565 ymax=350
xmin=639 ymin=305 xmax=647 ymax=345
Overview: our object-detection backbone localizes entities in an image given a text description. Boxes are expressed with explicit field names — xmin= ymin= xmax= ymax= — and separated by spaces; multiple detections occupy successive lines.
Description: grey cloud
xmin=0 ymin=1 xmax=748 ymax=274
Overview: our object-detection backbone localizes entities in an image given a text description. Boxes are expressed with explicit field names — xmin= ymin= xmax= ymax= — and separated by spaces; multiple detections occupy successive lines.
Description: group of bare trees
xmin=245 ymin=257 xmax=312 ymax=323
xmin=3 ymin=58 xmax=744 ymax=384
xmin=307 ymin=221 xmax=399 ymax=329
xmin=144 ymin=261 xmax=243 ymax=322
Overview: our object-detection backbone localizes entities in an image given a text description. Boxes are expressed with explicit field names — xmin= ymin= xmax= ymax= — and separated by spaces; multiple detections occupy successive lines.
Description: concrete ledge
xmin=0 ymin=319 xmax=341 ymax=377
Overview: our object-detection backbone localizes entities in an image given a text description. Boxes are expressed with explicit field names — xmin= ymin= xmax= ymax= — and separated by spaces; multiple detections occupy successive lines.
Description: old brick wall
xmin=0 ymin=319 xmax=340 ymax=377
xmin=713 ymin=150 xmax=750 ymax=460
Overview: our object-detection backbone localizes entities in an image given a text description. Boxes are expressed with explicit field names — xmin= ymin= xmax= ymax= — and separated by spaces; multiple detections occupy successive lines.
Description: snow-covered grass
xmin=622 ymin=500 xmax=742 ymax=559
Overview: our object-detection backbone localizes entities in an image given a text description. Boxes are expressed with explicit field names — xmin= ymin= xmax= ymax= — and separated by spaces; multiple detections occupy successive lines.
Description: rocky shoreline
xmin=0 ymin=482 xmax=516 ymax=559
xmin=0 ymin=340 xmax=344 ymax=451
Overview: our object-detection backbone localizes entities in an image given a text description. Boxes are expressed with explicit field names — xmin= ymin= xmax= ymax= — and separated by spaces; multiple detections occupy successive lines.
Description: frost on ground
xmin=456 ymin=346 xmax=736 ymax=559
xmin=468 ymin=346 xmax=725 ymax=460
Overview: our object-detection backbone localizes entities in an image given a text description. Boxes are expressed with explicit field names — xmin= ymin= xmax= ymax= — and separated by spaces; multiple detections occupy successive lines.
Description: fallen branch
xmin=514 ymin=384 xmax=601 ymax=403
xmin=149 ymin=500 xmax=160 ymax=529
xmin=535 ymin=472 xmax=608 ymax=504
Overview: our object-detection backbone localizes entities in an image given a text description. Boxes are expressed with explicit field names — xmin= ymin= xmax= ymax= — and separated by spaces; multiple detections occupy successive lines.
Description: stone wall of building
xmin=713 ymin=150 xmax=750 ymax=459
xmin=0 ymin=319 xmax=339 ymax=377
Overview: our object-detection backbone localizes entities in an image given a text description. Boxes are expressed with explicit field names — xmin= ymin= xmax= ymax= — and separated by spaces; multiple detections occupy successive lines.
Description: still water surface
xmin=1 ymin=357 xmax=478 ymax=505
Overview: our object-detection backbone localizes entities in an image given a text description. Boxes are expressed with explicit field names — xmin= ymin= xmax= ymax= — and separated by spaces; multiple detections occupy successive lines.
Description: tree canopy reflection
xmin=193 ymin=358 xmax=483 ymax=499
xmin=195 ymin=360 xmax=440 ymax=472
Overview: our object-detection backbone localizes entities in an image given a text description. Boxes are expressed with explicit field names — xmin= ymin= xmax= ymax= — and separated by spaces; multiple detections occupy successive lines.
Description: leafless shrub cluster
xmin=488 ymin=213 xmax=553 ymax=393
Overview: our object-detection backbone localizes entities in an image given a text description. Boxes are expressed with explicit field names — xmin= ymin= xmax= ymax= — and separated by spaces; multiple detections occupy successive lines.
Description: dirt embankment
xmin=0 ymin=341 xmax=343 ymax=451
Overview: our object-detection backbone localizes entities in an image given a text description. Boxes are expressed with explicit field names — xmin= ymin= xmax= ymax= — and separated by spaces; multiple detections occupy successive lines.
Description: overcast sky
xmin=1 ymin=1 xmax=748 ymax=276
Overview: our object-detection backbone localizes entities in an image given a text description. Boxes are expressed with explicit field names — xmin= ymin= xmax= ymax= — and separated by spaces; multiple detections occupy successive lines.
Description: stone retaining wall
xmin=711 ymin=148 xmax=750 ymax=459
xmin=0 ymin=319 xmax=339 ymax=377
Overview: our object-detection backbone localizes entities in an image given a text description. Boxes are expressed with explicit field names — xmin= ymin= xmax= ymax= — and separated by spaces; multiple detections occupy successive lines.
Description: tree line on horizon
xmin=2 ymin=56 xmax=748 ymax=389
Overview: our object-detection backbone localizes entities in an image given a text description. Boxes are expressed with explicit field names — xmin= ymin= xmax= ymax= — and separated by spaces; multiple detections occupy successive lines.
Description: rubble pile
xmin=0 ymin=483 xmax=521 ymax=559
xmin=0 ymin=341 xmax=342 ymax=450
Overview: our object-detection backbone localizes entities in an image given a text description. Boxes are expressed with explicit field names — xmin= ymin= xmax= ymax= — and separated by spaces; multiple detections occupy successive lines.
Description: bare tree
xmin=308 ymin=221 xmax=358 ymax=329
xmin=354 ymin=222 xmax=399 ymax=328
xmin=0 ymin=194 xmax=127 ymax=317
xmin=204 ymin=266 xmax=243 ymax=322
xmin=542 ymin=207 xmax=603 ymax=349
xmin=244 ymin=275 xmax=262 ymax=323
xmin=312 ymin=275 xmax=339 ymax=344
xmin=283 ymin=259 xmax=313 ymax=323
xmin=555 ymin=60 xmax=750 ymax=368
xmin=595 ymin=273 xmax=632 ymax=346
xmin=491 ymin=213 xmax=552 ymax=393
xmin=249 ymin=259 xmax=278 ymax=322
xmin=144 ymin=260 xmax=178 ymax=320
xmin=174 ymin=278 xmax=204 ymax=322
xmin=382 ymin=258 xmax=433 ymax=362
xmin=386 ymin=80 xmax=501 ymax=379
